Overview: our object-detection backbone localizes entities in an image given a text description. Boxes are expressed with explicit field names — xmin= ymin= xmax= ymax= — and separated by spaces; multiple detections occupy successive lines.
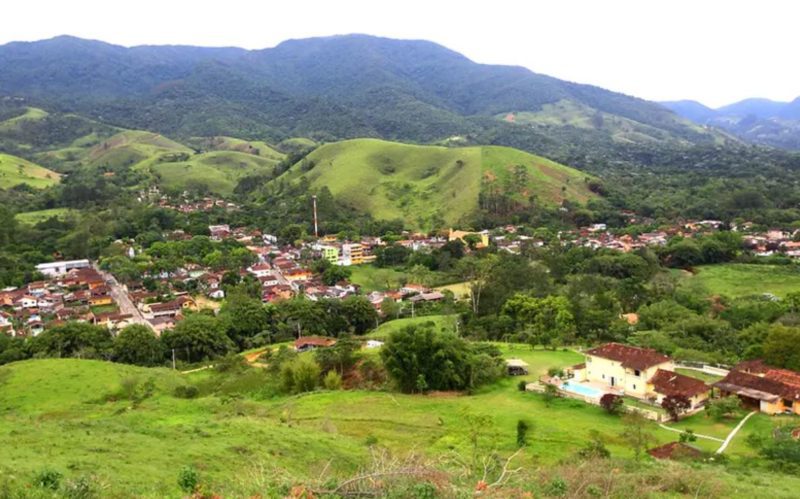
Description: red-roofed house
xmin=647 ymin=369 xmax=709 ymax=409
xmin=713 ymin=361 xmax=800 ymax=415
xmin=572 ymin=343 xmax=673 ymax=399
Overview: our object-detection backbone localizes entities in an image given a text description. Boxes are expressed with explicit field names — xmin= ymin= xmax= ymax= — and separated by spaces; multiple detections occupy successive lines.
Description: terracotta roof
xmin=733 ymin=359 xmax=771 ymax=375
xmin=713 ymin=370 xmax=798 ymax=402
xmin=647 ymin=442 xmax=702 ymax=460
xmin=570 ymin=363 xmax=586 ymax=370
xmin=585 ymin=343 xmax=671 ymax=370
xmin=294 ymin=336 xmax=336 ymax=349
xmin=648 ymin=369 xmax=708 ymax=398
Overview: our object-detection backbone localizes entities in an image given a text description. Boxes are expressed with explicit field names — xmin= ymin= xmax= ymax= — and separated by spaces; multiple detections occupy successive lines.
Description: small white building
xmin=35 ymin=260 xmax=91 ymax=277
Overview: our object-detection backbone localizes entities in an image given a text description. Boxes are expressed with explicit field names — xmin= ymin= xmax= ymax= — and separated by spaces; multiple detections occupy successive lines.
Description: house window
xmin=602 ymin=374 xmax=605 ymax=380
xmin=634 ymin=369 xmax=641 ymax=377
xmin=633 ymin=384 xmax=637 ymax=390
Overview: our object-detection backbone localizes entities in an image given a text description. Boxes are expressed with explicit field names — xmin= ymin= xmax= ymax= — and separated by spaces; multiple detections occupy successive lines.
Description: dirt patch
xmin=482 ymin=171 xmax=497 ymax=182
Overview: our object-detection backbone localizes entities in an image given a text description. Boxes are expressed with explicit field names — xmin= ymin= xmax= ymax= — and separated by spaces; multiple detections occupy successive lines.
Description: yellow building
xmin=713 ymin=360 xmax=800 ymax=415
xmin=573 ymin=343 xmax=673 ymax=398
xmin=448 ymin=229 xmax=489 ymax=249
xmin=341 ymin=243 xmax=365 ymax=265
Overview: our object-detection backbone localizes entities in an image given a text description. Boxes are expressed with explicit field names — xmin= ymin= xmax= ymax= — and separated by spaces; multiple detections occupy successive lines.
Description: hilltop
xmin=277 ymin=138 xmax=596 ymax=229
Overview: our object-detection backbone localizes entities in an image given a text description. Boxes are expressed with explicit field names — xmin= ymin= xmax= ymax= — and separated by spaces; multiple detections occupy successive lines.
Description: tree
xmin=516 ymin=419 xmax=530 ymax=448
xmin=661 ymin=394 xmax=691 ymax=422
xmin=322 ymin=265 xmax=351 ymax=285
xmin=380 ymin=324 xmax=501 ymax=393
xmin=619 ymin=412 xmax=655 ymax=461
xmin=762 ymin=325 xmax=800 ymax=371
xmin=29 ymin=322 xmax=114 ymax=360
xmin=705 ymin=396 xmax=741 ymax=420
xmin=542 ymin=383 xmax=559 ymax=407
xmin=160 ymin=314 xmax=234 ymax=363
xmin=280 ymin=356 xmax=321 ymax=394
xmin=218 ymin=292 xmax=269 ymax=349
xmin=113 ymin=325 xmax=163 ymax=366
xmin=599 ymin=393 xmax=623 ymax=415
xmin=316 ymin=335 xmax=360 ymax=374
xmin=341 ymin=296 xmax=379 ymax=335
xmin=501 ymin=294 xmax=575 ymax=348
xmin=457 ymin=255 xmax=496 ymax=314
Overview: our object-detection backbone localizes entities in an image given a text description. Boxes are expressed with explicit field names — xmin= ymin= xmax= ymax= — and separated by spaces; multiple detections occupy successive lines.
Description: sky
xmin=2 ymin=0 xmax=798 ymax=108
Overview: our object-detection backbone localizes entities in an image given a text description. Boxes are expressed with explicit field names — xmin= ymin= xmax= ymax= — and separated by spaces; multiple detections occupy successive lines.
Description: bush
xmin=516 ymin=419 xmax=530 ymax=447
xmin=705 ymin=396 xmax=741 ymax=420
xmin=173 ymin=385 xmax=200 ymax=399
xmin=517 ymin=379 xmax=528 ymax=391
xmin=323 ymin=370 xmax=343 ymax=390
xmin=600 ymin=393 xmax=623 ymax=415
xmin=178 ymin=466 xmax=200 ymax=494
xmin=281 ymin=357 xmax=321 ymax=394
xmin=63 ymin=475 xmax=97 ymax=499
xmin=33 ymin=469 xmax=62 ymax=490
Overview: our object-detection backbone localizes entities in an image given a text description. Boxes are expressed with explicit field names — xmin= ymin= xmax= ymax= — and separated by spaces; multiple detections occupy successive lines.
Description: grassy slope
xmin=0 ymin=106 xmax=49 ymax=131
xmin=348 ymin=265 xmax=408 ymax=292
xmin=681 ymin=264 xmax=800 ymax=298
xmin=502 ymin=99 xmax=733 ymax=146
xmin=0 ymin=152 xmax=61 ymax=188
xmin=14 ymin=208 xmax=77 ymax=225
xmin=366 ymin=315 xmax=457 ymax=339
xmin=0 ymin=352 xmax=797 ymax=497
xmin=279 ymin=138 xmax=594 ymax=229
xmin=151 ymin=150 xmax=281 ymax=196
xmin=187 ymin=136 xmax=285 ymax=162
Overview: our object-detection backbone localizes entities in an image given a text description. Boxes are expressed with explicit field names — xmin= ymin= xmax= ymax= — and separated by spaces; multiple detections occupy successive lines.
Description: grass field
xmin=348 ymin=265 xmax=408 ymax=292
xmin=187 ymin=136 xmax=285 ymax=162
xmin=435 ymin=281 xmax=471 ymax=299
xmin=150 ymin=150 xmax=281 ymax=196
xmin=366 ymin=314 xmax=457 ymax=339
xmin=278 ymin=138 xmax=595 ymax=229
xmin=681 ymin=263 xmax=800 ymax=298
xmin=675 ymin=368 xmax=724 ymax=384
xmin=1 ymin=352 xmax=795 ymax=497
xmin=14 ymin=208 xmax=77 ymax=225
xmin=0 ymin=153 xmax=61 ymax=189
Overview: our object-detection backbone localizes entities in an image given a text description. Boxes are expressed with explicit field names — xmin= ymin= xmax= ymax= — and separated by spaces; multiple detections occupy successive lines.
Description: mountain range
xmin=0 ymin=34 xmax=723 ymax=151
xmin=663 ymin=97 xmax=800 ymax=150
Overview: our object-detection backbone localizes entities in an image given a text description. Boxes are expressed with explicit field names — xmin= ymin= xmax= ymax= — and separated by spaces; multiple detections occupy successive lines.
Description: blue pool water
xmin=561 ymin=381 xmax=604 ymax=398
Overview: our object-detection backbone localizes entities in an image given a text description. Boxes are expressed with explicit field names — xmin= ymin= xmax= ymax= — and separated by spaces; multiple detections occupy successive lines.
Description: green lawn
xmin=682 ymin=264 xmax=800 ymax=298
xmin=349 ymin=265 xmax=407 ymax=292
xmin=675 ymin=367 xmax=723 ymax=384
xmin=15 ymin=208 xmax=77 ymax=225
xmin=366 ymin=315 xmax=457 ymax=339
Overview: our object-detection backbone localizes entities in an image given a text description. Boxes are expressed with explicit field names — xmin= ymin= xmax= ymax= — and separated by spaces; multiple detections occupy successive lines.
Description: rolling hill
xmin=278 ymin=138 xmax=596 ymax=228
xmin=0 ymin=152 xmax=60 ymax=188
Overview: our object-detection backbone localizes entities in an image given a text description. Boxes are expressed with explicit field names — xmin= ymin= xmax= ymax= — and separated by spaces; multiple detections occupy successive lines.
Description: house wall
xmin=585 ymin=354 xmax=673 ymax=399
xmin=759 ymin=399 xmax=800 ymax=415
xmin=650 ymin=390 xmax=709 ymax=409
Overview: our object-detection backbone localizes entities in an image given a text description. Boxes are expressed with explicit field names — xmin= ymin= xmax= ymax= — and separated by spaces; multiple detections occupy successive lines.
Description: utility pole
xmin=312 ymin=195 xmax=319 ymax=238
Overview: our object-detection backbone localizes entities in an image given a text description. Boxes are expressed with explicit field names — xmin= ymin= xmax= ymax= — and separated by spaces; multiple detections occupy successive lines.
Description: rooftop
xmin=585 ymin=343 xmax=671 ymax=370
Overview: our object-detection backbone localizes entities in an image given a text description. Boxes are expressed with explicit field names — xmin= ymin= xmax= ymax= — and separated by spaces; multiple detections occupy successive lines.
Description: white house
xmin=35 ymin=260 xmax=91 ymax=277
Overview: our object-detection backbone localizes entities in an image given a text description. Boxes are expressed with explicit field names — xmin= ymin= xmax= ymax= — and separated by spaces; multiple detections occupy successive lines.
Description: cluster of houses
xmin=0 ymin=260 xmax=132 ymax=337
xmin=535 ymin=342 xmax=799 ymax=419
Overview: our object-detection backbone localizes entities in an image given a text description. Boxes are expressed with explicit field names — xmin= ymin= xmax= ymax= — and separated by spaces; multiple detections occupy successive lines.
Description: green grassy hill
xmin=279 ymin=138 xmax=596 ymax=228
xmin=187 ymin=136 xmax=285 ymax=161
xmin=150 ymin=150 xmax=282 ymax=196
xmin=0 ymin=152 xmax=61 ymax=188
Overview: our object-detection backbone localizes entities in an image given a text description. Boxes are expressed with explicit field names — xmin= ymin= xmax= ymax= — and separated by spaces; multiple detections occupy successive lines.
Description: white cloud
xmin=3 ymin=0 xmax=798 ymax=107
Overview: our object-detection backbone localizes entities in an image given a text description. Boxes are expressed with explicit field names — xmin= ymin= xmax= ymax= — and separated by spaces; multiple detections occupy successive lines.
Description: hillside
xmin=0 ymin=35 xmax=722 ymax=149
xmin=0 ymin=152 xmax=60 ymax=188
xmin=279 ymin=138 xmax=596 ymax=228
xmin=664 ymin=97 xmax=800 ymax=150
xmin=1 ymin=355 xmax=798 ymax=497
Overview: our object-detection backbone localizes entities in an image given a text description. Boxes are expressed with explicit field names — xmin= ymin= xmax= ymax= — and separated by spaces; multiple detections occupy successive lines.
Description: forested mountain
xmin=0 ymin=34 xmax=719 ymax=149
xmin=664 ymin=97 xmax=800 ymax=150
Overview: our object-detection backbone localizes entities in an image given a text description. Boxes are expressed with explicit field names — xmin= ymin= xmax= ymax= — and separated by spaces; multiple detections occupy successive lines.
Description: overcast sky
xmin=3 ymin=0 xmax=798 ymax=108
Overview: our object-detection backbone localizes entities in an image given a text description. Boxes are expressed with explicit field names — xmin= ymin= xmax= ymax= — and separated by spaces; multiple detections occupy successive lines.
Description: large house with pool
xmin=567 ymin=343 xmax=709 ymax=409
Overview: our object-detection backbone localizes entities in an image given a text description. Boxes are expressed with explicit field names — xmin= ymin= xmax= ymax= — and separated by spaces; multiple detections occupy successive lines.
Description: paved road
xmin=93 ymin=263 xmax=154 ymax=331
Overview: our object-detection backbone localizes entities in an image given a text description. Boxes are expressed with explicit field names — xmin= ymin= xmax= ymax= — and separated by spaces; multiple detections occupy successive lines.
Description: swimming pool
xmin=561 ymin=381 xmax=604 ymax=398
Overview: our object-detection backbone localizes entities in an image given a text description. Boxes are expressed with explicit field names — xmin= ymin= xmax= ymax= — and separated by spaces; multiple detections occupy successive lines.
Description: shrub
xmin=545 ymin=476 xmax=568 ymax=497
xmin=33 ymin=469 xmax=62 ymax=490
xmin=517 ymin=379 xmax=528 ymax=391
xmin=547 ymin=367 xmax=565 ymax=377
xmin=705 ymin=396 xmax=741 ymax=420
xmin=543 ymin=383 xmax=559 ymax=406
xmin=323 ymin=370 xmax=343 ymax=390
xmin=173 ymin=385 xmax=200 ymax=399
xmin=600 ymin=393 xmax=623 ymax=415
xmin=516 ymin=419 xmax=530 ymax=448
xmin=178 ymin=466 xmax=200 ymax=494
xmin=680 ymin=429 xmax=697 ymax=443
